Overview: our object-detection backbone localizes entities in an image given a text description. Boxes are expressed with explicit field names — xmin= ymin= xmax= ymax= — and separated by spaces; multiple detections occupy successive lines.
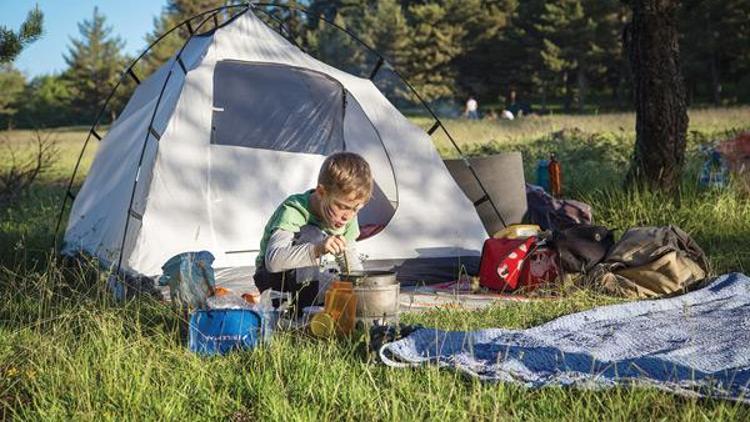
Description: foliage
xmin=2 ymin=109 xmax=750 ymax=418
xmin=16 ymin=74 xmax=75 ymax=129
xmin=0 ymin=64 xmax=26 ymax=129
xmin=141 ymin=0 xmax=234 ymax=77
xmin=63 ymin=7 xmax=129 ymax=125
xmin=679 ymin=0 xmax=750 ymax=104
xmin=0 ymin=6 xmax=43 ymax=64
xmin=0 ymin=130 xmax=58 ymax=209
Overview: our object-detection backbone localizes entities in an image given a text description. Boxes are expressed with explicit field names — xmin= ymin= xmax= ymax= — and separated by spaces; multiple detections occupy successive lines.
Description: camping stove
xmin=341 ymin=270 xmax=400 ymax=326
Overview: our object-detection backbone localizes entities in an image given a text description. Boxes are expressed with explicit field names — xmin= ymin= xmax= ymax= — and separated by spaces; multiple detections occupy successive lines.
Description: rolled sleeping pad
xmin=443 ymin=152 xmax=528 ymax=236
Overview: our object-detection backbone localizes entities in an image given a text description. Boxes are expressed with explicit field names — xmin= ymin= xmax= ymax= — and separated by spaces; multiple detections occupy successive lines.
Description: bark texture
xmin=625 ymin=0 xmax=689 ymax=192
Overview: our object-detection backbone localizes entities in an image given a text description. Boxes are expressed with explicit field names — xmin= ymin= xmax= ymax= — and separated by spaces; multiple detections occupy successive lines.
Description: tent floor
xmin=183 ymin=265 xmax=536 ymax=313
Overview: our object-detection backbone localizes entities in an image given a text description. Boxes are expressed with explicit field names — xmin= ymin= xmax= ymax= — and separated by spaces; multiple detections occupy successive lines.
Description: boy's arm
xmin=264 ymin=229 xmax=318 ymax=273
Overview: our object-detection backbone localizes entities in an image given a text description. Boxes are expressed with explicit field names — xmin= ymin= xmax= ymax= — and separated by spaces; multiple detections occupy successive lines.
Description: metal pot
xmin=340 ymin=271 xmax=399 ymax=319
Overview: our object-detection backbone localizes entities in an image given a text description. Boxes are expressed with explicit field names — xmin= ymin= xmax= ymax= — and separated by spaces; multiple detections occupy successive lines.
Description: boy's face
xmin=318 ymin=186 xmax=366 ymax=230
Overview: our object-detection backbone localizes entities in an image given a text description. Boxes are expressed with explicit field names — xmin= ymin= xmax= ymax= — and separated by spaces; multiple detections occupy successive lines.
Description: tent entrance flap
xmin=211 ymin=60 xmax=346 ymax=154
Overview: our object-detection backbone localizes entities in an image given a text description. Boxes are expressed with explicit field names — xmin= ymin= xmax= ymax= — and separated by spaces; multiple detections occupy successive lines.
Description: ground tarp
xmin=380 ymin=272 xmax=750 ymax=402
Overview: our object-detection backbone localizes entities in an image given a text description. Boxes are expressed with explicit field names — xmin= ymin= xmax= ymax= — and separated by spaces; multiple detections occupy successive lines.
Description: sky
xmin=2 ymin=1 xmax=166 ymax=78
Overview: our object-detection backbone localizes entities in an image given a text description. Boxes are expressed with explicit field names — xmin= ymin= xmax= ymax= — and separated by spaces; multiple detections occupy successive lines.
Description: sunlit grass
xmin=1 ymin=108 xmax=750 ymax=419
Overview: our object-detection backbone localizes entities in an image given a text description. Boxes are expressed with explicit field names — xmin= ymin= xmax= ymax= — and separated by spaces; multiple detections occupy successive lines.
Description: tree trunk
xmin=577 ymin=66 xmax=587 ymax=112
xmin=624 ymin=0 xmax=689 ymax=193
xmin=710 ymin=54 xmax=721 ymax=106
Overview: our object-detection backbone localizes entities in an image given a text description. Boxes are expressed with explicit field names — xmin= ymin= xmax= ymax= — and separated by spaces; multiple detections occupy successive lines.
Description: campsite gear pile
xmin=479 ymin=235 xmax=559 ymax=292
xmin=525 ymin=184 xmax=592 ymax=231
xmin=535 ymin=155 xmax=563 ymax=197
xmin=310 ymin=270 xmax=401 ymax=338
xmin=159 ymin=251 xmax=217 ymax=309
xmin=478 ymin=220 xmax=709 ymax=298
xmin=311 ymin=280 xmax=358 ymax=338
xmin=160 ymin=251 xmax=282 ymax=355
xmin=716 ymin=131 xmax=750 ymax=192
xmin=444 ymin=152 xmax=528 ymax=236
xmin=698 ymin=145 xmax=729 ymax=189
xmin=583 ymin=225 xmax=709 ymax=298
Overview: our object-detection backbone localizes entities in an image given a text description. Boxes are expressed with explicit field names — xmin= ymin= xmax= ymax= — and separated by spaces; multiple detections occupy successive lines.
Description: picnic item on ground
xmin=716 ymin=131 xmax=750 ymax=192
xmin=698 ymin=145 xmax=729 ymax=188
xmin=478 ymin=236 xmax=559 ymax=292
xmin=585 ymin=225 xmax=709 ymax=298
xmin=311 ymin=270 xmax=400 ymax=337
xmin=347 ymin=270 xmax=400 ymax=326
xmin=522 ymin=245 xmax=560 ymax=288
xmin=548 ymin=154 xmax=562 ymax=197
xmin=380 ymin=272 xmax=750 ymax=404
xmin=444 ymin=152 xmax=528 ymax=235
xmin=188 ymin=308 xmax=266 ymax=355
xmin=311 ymin=280 xmax=358 ymax=337
xmin=159 ymin=251 xmax=216 ymax=309
xmin=536 ymin=159 xmax=550 ymax=191
xmin=206 ymin=288 xmax=256 ymax=309
xmin=550 ymin=224 xmax=614 ymax=274
xmin=525 ymin=184 xmax=593 ymax=231
xmin=479 ymin=237 xmax=536 ymax=291
xmin=492 ymin=224 xmax=541 ymax=239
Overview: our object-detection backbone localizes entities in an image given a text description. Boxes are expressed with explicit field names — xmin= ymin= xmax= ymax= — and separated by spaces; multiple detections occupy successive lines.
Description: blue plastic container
xmin=188 ymin=308 xmax=264 ymax=355
xmin=536 ymin=159 xmax=550 ymax=191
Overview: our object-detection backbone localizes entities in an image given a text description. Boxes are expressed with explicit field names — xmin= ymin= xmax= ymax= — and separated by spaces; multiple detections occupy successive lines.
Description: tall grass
xmin=2 ymin=109 xmax=750 ymax=419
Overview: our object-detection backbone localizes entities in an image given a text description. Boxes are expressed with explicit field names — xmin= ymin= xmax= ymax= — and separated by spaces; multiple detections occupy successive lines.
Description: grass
xmin=2 ymin=107 xmax=750 ymax=419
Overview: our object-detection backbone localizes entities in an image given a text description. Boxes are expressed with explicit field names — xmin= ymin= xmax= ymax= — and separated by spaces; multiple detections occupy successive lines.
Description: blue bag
xmin=189 ymin=308 xmax=264 ymax=355
xmin=159 ymin=251 xmax=216 ymax=309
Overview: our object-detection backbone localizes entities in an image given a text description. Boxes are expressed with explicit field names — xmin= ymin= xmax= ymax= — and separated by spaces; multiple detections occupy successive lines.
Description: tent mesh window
xmin=210 ymin=60 xmax=346 ymax=154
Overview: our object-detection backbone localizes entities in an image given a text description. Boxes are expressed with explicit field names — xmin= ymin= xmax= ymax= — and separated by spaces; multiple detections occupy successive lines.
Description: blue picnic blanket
xmin=380 ymin=273 xmax=750 ymax=402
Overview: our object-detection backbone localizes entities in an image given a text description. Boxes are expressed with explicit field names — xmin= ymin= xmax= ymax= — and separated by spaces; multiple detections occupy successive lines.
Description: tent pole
xmin=112 ymin=7 xmax=249 ymax=288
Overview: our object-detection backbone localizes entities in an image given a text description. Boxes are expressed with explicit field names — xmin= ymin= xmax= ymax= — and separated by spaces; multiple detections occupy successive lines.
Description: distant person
xmin=464 ymin=96 xmax=479 ymax=120
xmin=506 ymin=89 xmax=532 ymax=118
xmin=484 ymin=108 xmax=498 ymax=120
xmin=501 ymin=109 xmax=515 ymax=120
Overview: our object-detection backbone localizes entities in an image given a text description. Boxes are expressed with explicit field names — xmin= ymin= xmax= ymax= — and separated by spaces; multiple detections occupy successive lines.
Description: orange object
xmin=213 ymin=287 xmax=231 ymax=296
xmin=241 ymin=293 xmax=259 ymax=304
xmin=548 ymin=154 xmax=562 ymax=198
xmin=323 ymin=280 xmax=358 ymax=336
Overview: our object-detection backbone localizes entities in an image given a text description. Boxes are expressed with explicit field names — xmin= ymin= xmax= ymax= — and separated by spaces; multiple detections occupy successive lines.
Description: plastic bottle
xmin=536 ymin=159 xmax=550 ymax=191
xmin=327 ymin=280 xmax=358 ymax=336
xmin=548 ymin=154 xmax=562 ymax=198
xmin=311 ymin=280 xmax=358 ymax=337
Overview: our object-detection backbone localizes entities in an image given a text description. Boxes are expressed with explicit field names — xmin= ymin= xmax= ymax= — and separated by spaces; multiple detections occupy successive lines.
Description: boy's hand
xmin=314 ymin=235 xmax=347 ymax=257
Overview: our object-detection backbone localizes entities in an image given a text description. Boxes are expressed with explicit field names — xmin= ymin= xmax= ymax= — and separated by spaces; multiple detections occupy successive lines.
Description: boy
xmin=253 ymin=152 xmax=372 ymax=311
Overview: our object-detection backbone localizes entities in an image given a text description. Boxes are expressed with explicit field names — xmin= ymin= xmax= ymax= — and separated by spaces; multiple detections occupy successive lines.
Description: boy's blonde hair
xmin=318 ymin=152 xmax=373 ymax=200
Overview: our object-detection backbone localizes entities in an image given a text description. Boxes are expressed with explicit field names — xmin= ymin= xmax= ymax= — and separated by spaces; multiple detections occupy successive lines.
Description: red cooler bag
xmin=479 ymin=237 xmax=537 ymax=291
xmin=520 ymin=246 xmax=559 ymax=289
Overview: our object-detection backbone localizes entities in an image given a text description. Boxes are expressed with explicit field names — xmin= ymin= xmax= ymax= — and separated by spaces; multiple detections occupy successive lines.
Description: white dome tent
xmin=55 ymin=4 xmax=507 ymax=288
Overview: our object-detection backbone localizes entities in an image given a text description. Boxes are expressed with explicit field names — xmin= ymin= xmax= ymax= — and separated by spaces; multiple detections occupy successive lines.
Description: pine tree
xmin=451 ymin=0 xmax=518 ymax=101
xmin=0 ymin=6 xmax=43 ymax=63
xmin=63 ymin=7 xmax=128 ymax=124
xmin=305 ymin=12 xmax=367 ymax=76
xmin=0 ymin=64 xmax=26 ymax=129
xmin=142 ymin=0 xmax=230 ymax=76
xmin=680 ymin=0 xmax=750 ymax=104
xmin=19 ymin=74 xmax=74 ymax=128
xmin=401 ymin=1 xmax=465 ymax=101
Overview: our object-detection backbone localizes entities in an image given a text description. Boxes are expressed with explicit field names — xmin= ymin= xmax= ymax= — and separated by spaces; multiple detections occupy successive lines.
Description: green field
xmin=2 ymin=107 xmax=750 ymax=419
